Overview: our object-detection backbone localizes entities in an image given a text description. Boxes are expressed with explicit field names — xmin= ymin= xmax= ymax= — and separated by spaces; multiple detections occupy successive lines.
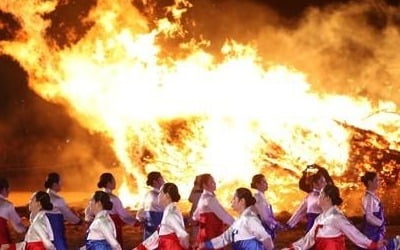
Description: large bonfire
xmin=0 ymin=0 xmax=399 ymax=215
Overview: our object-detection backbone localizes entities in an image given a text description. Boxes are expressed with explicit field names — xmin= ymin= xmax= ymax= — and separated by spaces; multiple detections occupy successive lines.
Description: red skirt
xmin=26 ymin=241 xmax=46 ymax=250
xmin=0 ymin=217 xmax=11 ymax=244
xmin=314 ymin=235 xmax=346 ymax=250
xmin=110 ymin=214 xmax=124 ymax=248
xmin=159 ymin=233 xmax=185 ymax=250
xmin=196 ymin=212 xmax=224 ymax=250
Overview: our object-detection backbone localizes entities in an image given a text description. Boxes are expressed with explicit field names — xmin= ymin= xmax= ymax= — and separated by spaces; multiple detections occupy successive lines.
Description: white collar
xmin=95 ymin=210 xmax=109 ymax=219
xmin=366 ymin=190 xmax=380 ymax=201
xmin=47 ymin=188 xmax=60 ymax=197
xmin=203 ymin=190 xmax=214 ymax=196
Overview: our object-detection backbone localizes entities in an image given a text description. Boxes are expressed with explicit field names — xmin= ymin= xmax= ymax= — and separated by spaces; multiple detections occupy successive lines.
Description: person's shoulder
xmin=0 ymin=198 xmax=12 ymax=206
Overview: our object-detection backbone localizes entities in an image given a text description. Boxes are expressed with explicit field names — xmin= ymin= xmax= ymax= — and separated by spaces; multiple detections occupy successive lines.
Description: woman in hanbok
xmin=0 ymin=178 xmax=26 ymax=245
xmin=198 ymin=187 xmax=274 ymax=250
xmin=86 ymin=173 xmax=136 ymax=248
xmin=286 ymin=172 xmax=327 ymax=232
xmin=134 ymin=182 xmax=189 ymax=250
xmin=44 ymin=173 xmax=81 ymax=250
xmin=251 ymin=174 xmax=282 ymax=240
xmin=359 ymin=171 xmax=386 ymax=250
xmin=136 ymin=172 xmax=165 ymax=240
xmin=2 ymin=191 xmax=56 ymax=250
xmin=84 ymin=191 xmax=121 ymax=250
xmin=192 ymin=174 xmax=234 ymax=249
xmin=188 ymin=175 xmax=202 ymax=244
xmin=282 ymin=184 xmax=388 ymax=250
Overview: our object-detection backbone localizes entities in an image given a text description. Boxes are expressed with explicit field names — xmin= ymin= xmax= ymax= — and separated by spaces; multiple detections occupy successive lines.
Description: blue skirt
xmin=232 ymin=238 xmax=263 ymax=250
xmin=45 ymin=213 xmax=67 ymax=250
xmin=143 ymin=211 xmax=163 ymax=240
xmin=86 ymin=239 xmax=112 ymax=250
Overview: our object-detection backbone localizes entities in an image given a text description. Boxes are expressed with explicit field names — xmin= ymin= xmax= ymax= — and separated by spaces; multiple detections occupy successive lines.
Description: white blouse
xmin=0 ymin=194 xmax=26 ymax=233
xmin=253 ymin=190 xmax=278 ymax=229
xmin=291 ymin=206 xmax=374 ymax=249
xmin=287 ymin=189 xmax=322 ymax=228
xmin=192 ymin=190 xmax=234 ymax=226
xmin=139 ymin=203 xmax=189 ymax=249
xmin=362 ymin=191 xmax=384 ymax=227
xmin=46 ymin=189 xmax=80 ymax=224
xmin=24 ymin=211 xmax=55 ymax=249
xmin=136 ymin=188 xmax=163 ymax=222
xmin=86 ymin=210 xmax=121 ymax=250
xmin=207 ymin=207 xmax=274 ymax=250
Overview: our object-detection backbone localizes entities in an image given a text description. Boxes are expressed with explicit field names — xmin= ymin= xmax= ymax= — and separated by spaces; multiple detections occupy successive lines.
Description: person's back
xmin=0 ymin=178 xmax=26 ymax=245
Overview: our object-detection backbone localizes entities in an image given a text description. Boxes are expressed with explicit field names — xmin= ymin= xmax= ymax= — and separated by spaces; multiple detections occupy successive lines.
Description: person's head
xmin=192 ymin=175 xmax=202 ymax=190
xmin=90 ymin=191 xmax=113 ymax=215
xmin=146 ymin=171 xmax=164 ymax=190
xmin=44 ymin=172 xmax=61 ymax=192
xmin=311 ymin=172 xmax=327 ymax=190
xmin=250 ymin=174 xmax=268 ymax=192
xmin=231 ymin=187 xmax=256 ymax=213
xmin=29 ymin=191 xmax=53 ymax=213
xmin=0 ymin=178 xmax=10 ymax=198
xmin=199 ymin=173 xmax=216 ymax=192
xmin=158 ymin=182 xmax=180 ymax=207
xmin=318 ymin=184 xmax=343 ymax=209
xmin=97 ymin=173 xmax=116 ymax=190
xmin=361 ymin=172 xmax=379 ymax=191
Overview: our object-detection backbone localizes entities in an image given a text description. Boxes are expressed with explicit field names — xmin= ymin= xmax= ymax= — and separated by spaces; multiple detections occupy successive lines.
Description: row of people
xmin=0 ymin=168 xmax=399 ymax=249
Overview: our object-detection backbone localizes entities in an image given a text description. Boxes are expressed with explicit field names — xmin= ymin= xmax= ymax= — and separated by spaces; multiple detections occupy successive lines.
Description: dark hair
xmin=34 ymin=191 xmax=53 ymax=211
xmin=299 ymin=164 xmax=334 ymax=193
xmin=146 ymin=171 xmax=162 ymax=186
xmin=311 ymin=171 xmax=325 ymax=184
xmin=97 ymin=173 xmax=114 ymax=188
xmin=360 ymin=172 xmax=377 ymax=187
xmin=250 ymin=174 xmax=264 ymax=189
xmin=93 ymin=191 xmax=113 ymax=210
xmin=162 ymin=183 xmax=181 ymax=202
xmin=0 ymin=178 xmax=9 ymax=192
xmin=323 ymin=185 xmax=343 ymax=206
xmin=44 ymin=172 xmax=60 ymax=189
xmin=235 ymin=187 xmax=256 ymax=207
xmin=198 ymin=173 xmax=212 ymax=189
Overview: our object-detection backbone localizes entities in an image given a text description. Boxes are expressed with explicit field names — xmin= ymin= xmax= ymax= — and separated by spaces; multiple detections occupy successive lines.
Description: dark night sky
xmin=0 ymin=0 xmax=399 ymax=189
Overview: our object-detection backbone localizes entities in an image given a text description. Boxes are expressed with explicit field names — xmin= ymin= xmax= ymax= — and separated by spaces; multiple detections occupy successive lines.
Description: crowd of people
xmin=0 ymin=166 xmax=399 ymax=250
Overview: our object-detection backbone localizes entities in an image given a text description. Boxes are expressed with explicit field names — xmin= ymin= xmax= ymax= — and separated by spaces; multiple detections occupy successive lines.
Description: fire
xmin=1 ymin=0 xmax=399 ymax=215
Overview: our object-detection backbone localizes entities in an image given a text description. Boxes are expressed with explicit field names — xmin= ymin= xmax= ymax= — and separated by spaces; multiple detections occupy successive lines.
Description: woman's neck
xmin=321 ymin=203 xmax=333 ymax=212
xmin=367 ymin=187 xmax=376 ymax=193
xmin=237 ymin=206 xmax=246 ymax=214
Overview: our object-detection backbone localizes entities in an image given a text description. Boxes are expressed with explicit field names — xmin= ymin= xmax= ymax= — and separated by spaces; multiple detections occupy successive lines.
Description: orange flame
xmin=1 ymin=0 xmax=399 ymax=214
